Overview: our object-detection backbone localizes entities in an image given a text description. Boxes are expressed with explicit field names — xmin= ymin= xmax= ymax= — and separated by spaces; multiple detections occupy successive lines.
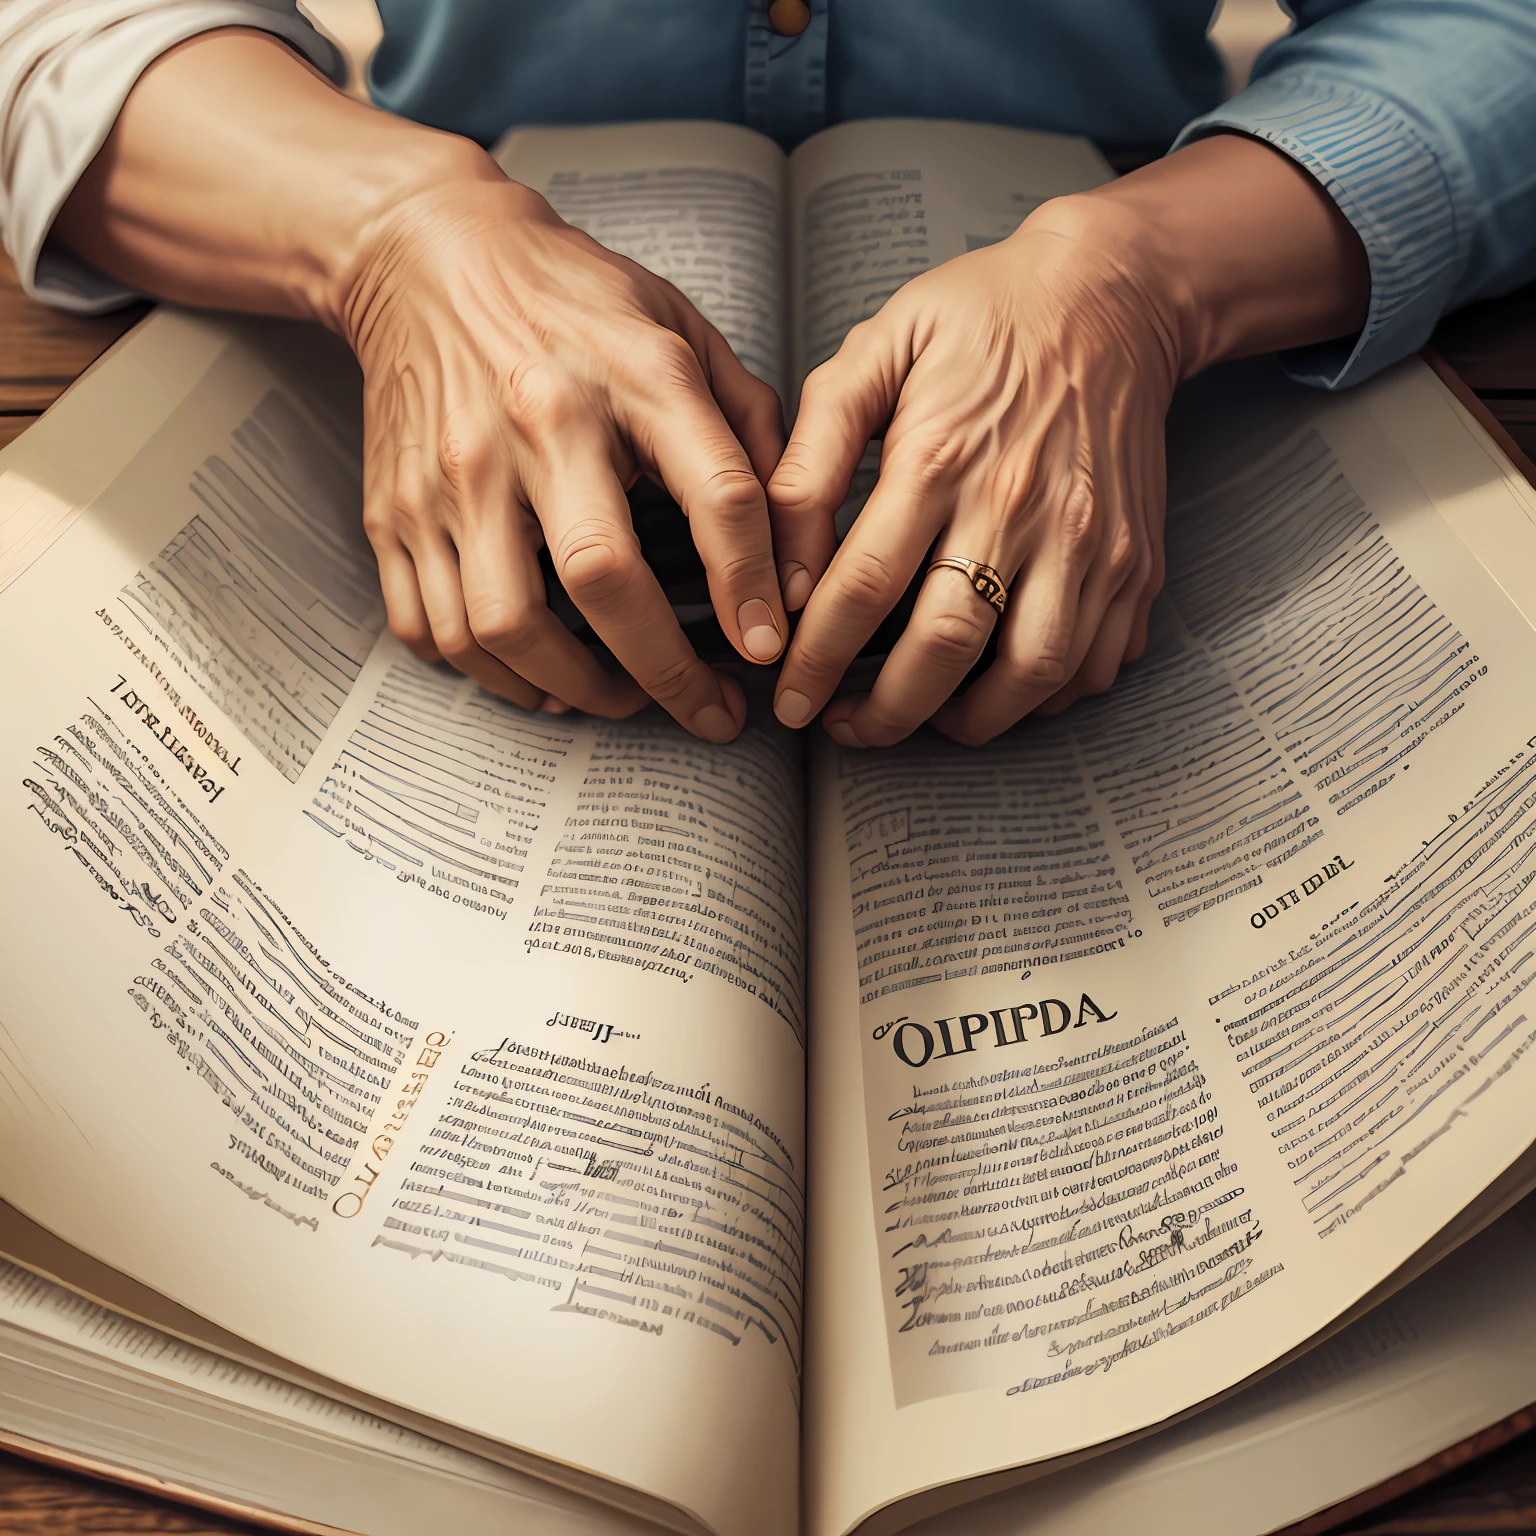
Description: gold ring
xmin=927 ymin=556 xmax=1009 ymax=614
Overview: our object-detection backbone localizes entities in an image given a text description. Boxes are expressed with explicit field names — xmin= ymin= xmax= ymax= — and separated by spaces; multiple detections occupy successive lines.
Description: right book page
xmin=796 ymin=122 xmax=1536 ymax=1536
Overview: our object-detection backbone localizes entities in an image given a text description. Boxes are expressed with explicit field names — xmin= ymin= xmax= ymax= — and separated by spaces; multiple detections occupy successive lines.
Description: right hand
xmin=344 ymin=168 xmax=789 ymax=741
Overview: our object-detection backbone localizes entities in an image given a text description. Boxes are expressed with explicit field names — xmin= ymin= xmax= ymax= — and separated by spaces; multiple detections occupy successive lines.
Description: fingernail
xmin=827 ymin=719 xmax=864 ymax=748
xmin=538 ymin=697 xmax=571 ymax=714
xmin=776 ymin=688 xmax=812 ymax=726
xmin=780 ymin=563 xmax=813 ymax=611
xmin=692 ymin=704 xmax=738 ymax=743
xmin=737 ymin=598 xmax=783 ymax=662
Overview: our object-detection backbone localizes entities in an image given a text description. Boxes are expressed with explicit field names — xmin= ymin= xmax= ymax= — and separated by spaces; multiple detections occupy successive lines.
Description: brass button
xmin=768 ymin=0 xmax=810 ymax=36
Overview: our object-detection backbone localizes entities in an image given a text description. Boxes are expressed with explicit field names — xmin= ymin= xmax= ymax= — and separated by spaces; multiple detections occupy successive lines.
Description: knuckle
xmin=999 ymin=652 xmax=1069 ymax=697
xmin=467 ymin=596 xmax=541 ymax=656
xmin=361 ymin=500 xmax=394 ymax=543
xmin=391 ymin=501 xmax=431 ymax=540
xmin=554 ymin=521 xmax=639 ymax=604
xmin=434 ymin=621 xmax=478 ymax=669
xmin=987 ymin=458 xmax=1038 ymax=522
xmin=1105 ymin=526 xmax=1141 ymax=585
xmin=505 ymin=359 xmax=580 ymax=436
xmin=641 ymin=653 xmax=696 ymax=706
xmin=387 ymin=610 xmax=430 ymax=651
xmin=631 ymin=329 xmax=700 ymax=388
xmin=924 ymin=608 xmax=991 ymax=667
xmin=438 ymin=423 xmax=495 ymax=493
xmin=836 ymin=547 xmax=900 ymax=611
xmin=887 ymin=428 xmax=958 ymax=488
xmin=768 ymin=453 xmax=833 ymax=519
xmin=699 ymin=464 xmax=768 ymax=528
xmin=1056 ymin=474 xmax=1097 ymax=554
xmin=390 ymin=480 xmax=432 ymax=533
xmin=785 ymin=632 xmax=844 ymax=684
xmin=715 ymin=548 xmax=778 ymax=590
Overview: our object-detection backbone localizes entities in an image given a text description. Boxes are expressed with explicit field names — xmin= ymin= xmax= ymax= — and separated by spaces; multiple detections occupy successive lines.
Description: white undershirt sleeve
xmin=0 ymin=0 xmax=341 ymax=312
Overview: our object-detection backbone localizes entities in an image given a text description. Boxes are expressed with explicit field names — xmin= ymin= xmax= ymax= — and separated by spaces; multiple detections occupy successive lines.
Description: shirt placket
xmin=744 ymin=0 xmax=829 ymax=146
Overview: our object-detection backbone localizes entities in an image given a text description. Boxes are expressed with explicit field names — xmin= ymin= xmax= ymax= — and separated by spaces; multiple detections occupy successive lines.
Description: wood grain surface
xmin=2 ymin=251 xmax=1536 ymax=1534
xmin=0 ymin=1452 xmax=253 ymax=1535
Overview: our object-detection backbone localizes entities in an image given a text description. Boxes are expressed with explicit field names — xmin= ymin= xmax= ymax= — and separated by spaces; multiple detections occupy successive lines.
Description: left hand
xmin=766 ymin=195 xmax=1177 ymax=748
xmin=766 ymin=134 xmax=1371 ymax=747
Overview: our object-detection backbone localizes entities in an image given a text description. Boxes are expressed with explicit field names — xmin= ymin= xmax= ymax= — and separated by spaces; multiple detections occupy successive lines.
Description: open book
xmin=2 ymin=117 xmax=1536 ymax=1536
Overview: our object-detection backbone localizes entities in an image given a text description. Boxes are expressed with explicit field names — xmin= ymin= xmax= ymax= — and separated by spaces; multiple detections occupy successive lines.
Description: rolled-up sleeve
xmin=1175 ymin=0 xmax=1536 ymax=389
xmin=0 ymin=0 xmax=339 ymax=313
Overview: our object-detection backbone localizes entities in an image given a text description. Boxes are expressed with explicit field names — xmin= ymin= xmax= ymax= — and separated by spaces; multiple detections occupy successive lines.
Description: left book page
xmin=0 ymin=123 xmax=803 ymax=1536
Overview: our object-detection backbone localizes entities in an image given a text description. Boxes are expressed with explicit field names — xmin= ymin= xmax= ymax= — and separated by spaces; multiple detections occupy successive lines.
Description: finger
xmin=457 ymin=508 xmax=647 ymax=719
xmin=619 ymin=332 xmax=788 ymax=666
xmin=823 ymin=561 xmax=1002 ymax=747
xmin=696 ymin=323 xmax=786 ymax=486
xmin=930 ymin=487 xmax=1100 ymax=746
xmin=1034 ymin=582 xmax=1141 ymax=716
xmin=1035 ymin=425 xmax=1164 ymax=710
xmin=438 ymin=415 xmax=644 ymax=718
xmin=529 ymin=431 xmax=748 ymax=743
xmin=1032 ymin=510 xmax=1156 ymax=715
xmin=372 ymin=529 xmax=443 ymax=664
xmin=1123 ymin=424 xmax=1168 ymax=667
xmin=773 ymin=444 xmax=950 ymax=729
xmin=769 ymin=322 xmax=905 ymax=611
xmin=406 ymin=530 xmax=546 ymax=712
xmin=362 ymin=404 xmax=442 ymax=664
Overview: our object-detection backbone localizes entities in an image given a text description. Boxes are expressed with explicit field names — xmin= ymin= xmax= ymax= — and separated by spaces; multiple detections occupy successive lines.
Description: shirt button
xmin=768 ymin=0 xmax=810 ymax=35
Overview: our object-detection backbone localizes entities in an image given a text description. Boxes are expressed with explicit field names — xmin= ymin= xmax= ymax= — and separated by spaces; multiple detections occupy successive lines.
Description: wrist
xmin=1043 ymin=133 xmax=1370 ymax=379
xmin=1013 ymin=194 xmax=1190 ymax=378
xmin=310 ymin=134 xmax=501 ymax=339
xmin=333 ymin=166 xmax=551 ymax=356
xmin=51 ymin=29 xmax=510 ymax=333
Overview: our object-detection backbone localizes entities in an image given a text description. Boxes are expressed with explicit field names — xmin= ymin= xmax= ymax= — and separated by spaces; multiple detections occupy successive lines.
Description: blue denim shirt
xmin=368 ymin=0 xmax=1536 ymax=389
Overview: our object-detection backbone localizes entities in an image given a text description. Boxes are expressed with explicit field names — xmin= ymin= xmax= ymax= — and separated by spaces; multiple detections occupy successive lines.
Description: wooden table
xmin=3 ymin=255 xmax=1536 ymax=1534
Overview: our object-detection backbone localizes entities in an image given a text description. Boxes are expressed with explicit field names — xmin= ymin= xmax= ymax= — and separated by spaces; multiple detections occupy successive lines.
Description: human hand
xmin=346 ymin=171 xmax=789 ymax=740
xmin=51 ymin=30 xmax=787 ymax=741
xmin=767 ymin=135 xmax=1370 ymax=747
xmin=767 ymin=197 xmax=1175 ymax=748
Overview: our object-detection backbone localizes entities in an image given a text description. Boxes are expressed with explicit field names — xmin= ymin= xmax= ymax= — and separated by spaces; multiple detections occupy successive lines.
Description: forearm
xmin=51 ymin=27 xmax=496 ymax=333
xmin=1040 ymin=133 xmax=1371 ymax=379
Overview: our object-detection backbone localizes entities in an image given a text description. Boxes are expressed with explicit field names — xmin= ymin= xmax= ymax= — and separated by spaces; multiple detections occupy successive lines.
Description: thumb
xmin=769 ymin=320 xmax=905 ymax=610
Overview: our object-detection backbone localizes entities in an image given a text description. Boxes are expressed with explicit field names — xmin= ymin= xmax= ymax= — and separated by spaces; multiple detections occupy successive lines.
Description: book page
xmin=806 ymin=352 xmax=1536 ymax=1536
xmin=911 ymin=1196 xmax=1536 ymax=1536
xmin=494 ymin=121 xmax=788 ymax=402
xmin=0 ymin=1256 xmax=665 ymax=1536
xmin=0 ymin=306 xmax=804 ymax=1536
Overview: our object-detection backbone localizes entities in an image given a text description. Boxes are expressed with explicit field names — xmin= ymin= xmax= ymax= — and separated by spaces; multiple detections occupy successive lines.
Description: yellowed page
xmin=0 ymin=302 xmax=802 ymax=1536
xmin=806 ymin=354 xmax=1536 ymax=1536
xmin=0 ymin=1254 xmax=666 ymax=1536
xmin=910 ymin=1197 xmax=1536 ymax=1536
